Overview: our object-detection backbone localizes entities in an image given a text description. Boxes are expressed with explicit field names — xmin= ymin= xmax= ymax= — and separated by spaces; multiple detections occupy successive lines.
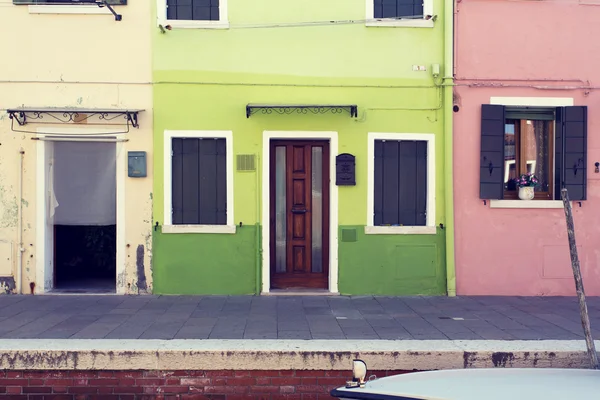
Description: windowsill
xmin=158 ymin=19 xmax=230 ymax=29
xmin=28 ymin=5 xmax=112 ymax=15
xmin=162 ymin=224 xmax=236 ymax=234
xmin=366 ymin=19 xmax=434 ymax=28
xmin=365 ymin=226 xmax=437 ymax=235
xmin=489 ymin=200 xmax=568 ymax=209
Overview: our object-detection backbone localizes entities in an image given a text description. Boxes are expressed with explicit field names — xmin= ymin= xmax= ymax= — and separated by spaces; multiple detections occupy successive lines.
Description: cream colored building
xmin=0 ymin=1 xmax=153 ymax=294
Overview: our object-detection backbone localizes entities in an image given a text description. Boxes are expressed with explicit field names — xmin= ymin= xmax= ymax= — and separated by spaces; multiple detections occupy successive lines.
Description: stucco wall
xmin=0 ymin=2 xmax=153 ymax=294
xmin=151 ymin=0 xmax=451 ymax=295
xmin=454 ymin=1 xmax=600 ymax=295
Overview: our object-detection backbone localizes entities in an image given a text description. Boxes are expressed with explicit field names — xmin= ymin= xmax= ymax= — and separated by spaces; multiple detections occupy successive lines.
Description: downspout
xmin=17 ymin=148 xmax=25 ymax=294
xmin=255 ymin=154 xmax=261 ymax=294
xmin=444 ymin=0 xmax=456 ymax=296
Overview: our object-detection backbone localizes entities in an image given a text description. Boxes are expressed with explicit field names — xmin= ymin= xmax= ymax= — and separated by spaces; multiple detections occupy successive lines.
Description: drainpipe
xmin=255 ymin=154 xmax=261 ymax=295
xmin=444 ymin=0 xmax=456 ymax=296
xmin=17 ymin=148 xmax=25 ymax=294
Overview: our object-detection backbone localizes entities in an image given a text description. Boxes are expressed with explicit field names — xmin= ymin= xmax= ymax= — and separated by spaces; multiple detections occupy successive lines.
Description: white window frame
xmin=488 ymin=96 xmax=574 ymax=210
xmin=365 ymin=0 xmax=434 ymax=28
xmin=156 ymin=0 xmax=229 ymax=29
xmin=163 ymin=130 xmax=235 ymax=234
xmin=366 ymin=132 xmax=436 ymax=235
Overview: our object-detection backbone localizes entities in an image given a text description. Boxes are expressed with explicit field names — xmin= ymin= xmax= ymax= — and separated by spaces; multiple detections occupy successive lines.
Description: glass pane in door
xmin=311 ymin=147 xmax=323 ymax=273
xmin=275 ymin=146 xmax=286 ymax=273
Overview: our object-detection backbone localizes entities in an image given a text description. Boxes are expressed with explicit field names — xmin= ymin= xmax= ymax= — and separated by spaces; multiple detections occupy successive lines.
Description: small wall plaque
xmin=128 ymin=151 xmax=147 ymax=178
xmin=336 ymin=153 xmax=356 ymax=186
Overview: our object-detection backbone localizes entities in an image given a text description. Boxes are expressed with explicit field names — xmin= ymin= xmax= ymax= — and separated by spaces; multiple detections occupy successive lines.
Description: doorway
xmin=51 ymin=141 xmax=117 ymax=293
xmin=269 ymin=140 xmax=330 ymax=290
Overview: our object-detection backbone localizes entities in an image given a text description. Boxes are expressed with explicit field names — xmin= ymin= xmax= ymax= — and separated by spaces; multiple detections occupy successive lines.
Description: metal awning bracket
xmin=246 ymin=104 xmax=358 ymax=118
xmin=5 ymin=108 xmax=143 ymax=134
xmin=8 ymin=111 xmax=26 ymax=126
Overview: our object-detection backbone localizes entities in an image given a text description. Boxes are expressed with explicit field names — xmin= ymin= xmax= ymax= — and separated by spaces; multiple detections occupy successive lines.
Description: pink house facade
xmin=454 ymin=0 xmax=600 ymax=295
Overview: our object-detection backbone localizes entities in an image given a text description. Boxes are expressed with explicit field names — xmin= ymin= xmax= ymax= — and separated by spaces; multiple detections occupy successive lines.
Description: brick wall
xmin=0 ymin=369 xmax=417 ymax=400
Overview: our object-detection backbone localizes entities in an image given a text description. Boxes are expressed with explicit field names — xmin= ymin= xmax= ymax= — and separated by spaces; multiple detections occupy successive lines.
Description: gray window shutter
xmin=172 ymin=138 xmax=227 ymax=225
xmin=556 ymin=106 xmax=587 ymax=201
xmin=374 ymin=140 xmax=427 ymax=226
xmin=480 ymin=104 xmax=505 ymax=199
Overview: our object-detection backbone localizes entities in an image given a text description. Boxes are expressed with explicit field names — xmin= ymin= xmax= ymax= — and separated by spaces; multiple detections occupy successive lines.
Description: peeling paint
xmin=0 ymin=276 xmax=16 ymax=294
xmin=136 ymin=244 xmax=147 ymax=293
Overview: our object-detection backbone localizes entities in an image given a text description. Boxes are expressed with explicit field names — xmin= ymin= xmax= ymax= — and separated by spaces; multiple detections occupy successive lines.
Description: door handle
xmin=291 ymin=209 xmax=307 ymax=214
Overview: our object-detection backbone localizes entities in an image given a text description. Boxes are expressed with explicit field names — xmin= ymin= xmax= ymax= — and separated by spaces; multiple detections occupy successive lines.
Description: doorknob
xmin=291 ymin=209 xmax=307 ymax=214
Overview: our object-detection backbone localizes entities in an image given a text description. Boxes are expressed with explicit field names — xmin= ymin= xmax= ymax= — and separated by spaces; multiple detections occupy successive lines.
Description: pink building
xmin=454 ymin=0 xmax=600 ymax=295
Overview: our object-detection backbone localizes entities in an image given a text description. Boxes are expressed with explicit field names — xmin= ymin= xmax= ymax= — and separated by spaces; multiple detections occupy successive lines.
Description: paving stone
xmin=0 ymin=294 xmax=597 ymax=340
xmin=278 ymin=330 xmax=312 ymax=339
xmin=374 ymin=327 xmax=413 ymax=340
xmin=174 ymin=326 xmax=212 ymax=339
xmin=139 ymin=322 xmax=184 ymax=339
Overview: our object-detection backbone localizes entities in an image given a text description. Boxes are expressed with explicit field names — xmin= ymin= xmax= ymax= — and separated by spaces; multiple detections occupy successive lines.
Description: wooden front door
xmin=270 ymin=140 xmax=330 ymax=289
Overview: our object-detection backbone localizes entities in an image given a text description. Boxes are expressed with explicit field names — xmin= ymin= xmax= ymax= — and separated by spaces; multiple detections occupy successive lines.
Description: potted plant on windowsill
xmin=514 ymin=173 xmax=539 ymax=200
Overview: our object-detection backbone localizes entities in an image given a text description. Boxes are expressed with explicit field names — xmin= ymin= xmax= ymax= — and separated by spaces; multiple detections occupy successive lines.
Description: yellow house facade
xmin=0 ymin=1 xmax=153 ymax=294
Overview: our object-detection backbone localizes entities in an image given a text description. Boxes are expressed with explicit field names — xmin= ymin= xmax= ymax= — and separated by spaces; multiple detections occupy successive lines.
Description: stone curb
xmin=0 ymin=339 xmax=597 ymax=371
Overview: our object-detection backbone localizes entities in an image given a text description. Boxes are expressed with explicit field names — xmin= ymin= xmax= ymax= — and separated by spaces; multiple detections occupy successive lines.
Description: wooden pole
xmin=561 ymin=188 xmax=599 ymax=369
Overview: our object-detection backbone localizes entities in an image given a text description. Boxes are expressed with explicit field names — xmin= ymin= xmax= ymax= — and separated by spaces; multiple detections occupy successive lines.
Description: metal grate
xmin=236 ymin=154 xmax=256 ymax=172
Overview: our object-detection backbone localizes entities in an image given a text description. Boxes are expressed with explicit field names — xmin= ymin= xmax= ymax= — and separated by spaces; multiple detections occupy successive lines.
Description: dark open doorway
xmin=51 ymin=141 xmax=117 ymax=293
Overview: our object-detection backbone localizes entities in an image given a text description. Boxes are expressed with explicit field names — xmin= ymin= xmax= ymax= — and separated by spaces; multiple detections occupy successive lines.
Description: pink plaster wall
xmin=454 ymin=0 xmax=600 ymax=295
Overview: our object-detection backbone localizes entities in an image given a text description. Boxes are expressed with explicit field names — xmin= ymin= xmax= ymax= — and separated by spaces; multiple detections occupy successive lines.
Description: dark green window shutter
xmin=556 ymin=106 xmax=587 ymax=201
xmin=480 ymin=104 xmax=505 ymax=199
xmin=374 ymin=140 xmax=427 ymax=226
xmin=172 ymin=138 xmax=227 ymax=225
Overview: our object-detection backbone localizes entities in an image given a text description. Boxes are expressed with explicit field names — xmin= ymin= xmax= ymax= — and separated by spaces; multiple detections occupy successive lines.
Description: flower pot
xmin=518 ymin=186 xmax=535 ymax=200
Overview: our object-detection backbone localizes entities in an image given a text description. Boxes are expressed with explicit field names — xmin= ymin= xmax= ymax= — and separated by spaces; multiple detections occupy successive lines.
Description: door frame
xmin=35 ymin=127 xmax=126 ymax=294
xmin=261 ymin=131 xmax=338 ymax=294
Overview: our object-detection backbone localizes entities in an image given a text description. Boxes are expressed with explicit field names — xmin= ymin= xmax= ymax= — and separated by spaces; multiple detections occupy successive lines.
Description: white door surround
xmin=261 ymin=131 xmax=339 ymax=294
xmin=35 ymin=128 xmax=126 ymax=294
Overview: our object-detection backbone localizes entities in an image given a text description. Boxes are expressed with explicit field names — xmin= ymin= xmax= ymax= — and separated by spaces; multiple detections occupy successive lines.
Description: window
xmin=158 ymin=0 xmax=228 ymax=28
xmin=374 ymin=0 xmax=423 ymax=19
xmin=366 ymin=0 xmax=433 ymax=27
xmin=480 ymin=105 xmax=587 ymax=202
xmin=367 ymin=133 xmax=436 ymax=234
xmin=167 ymin=0 xmax=218 ymax=21
xmin=163 ymin=130 xmax=234 ymax=234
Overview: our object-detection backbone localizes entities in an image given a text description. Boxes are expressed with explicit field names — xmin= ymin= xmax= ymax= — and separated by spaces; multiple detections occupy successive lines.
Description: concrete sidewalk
xmin=0 ymin=294 xmax=599 ymax=340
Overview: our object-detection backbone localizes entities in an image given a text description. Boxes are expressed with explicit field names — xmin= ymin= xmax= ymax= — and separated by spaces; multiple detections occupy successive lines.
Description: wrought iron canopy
xmin=246 ymin=104 xmax=358 ymax=118
xmin=6 ymin=107 xmax=144 ymax=134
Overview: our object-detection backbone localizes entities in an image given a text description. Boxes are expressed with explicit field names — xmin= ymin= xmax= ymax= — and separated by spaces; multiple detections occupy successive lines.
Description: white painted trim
xmin=489 ymin=96 xmax=574 ymax=207
xmin=35 ymin=138 xmax=48 ymax=293
xmin=366 ymin=133 xmax=436 ymax=234
xmin=365 ymin=0 xmax=434 ymax=28
xmin=162 ymin=225 xmax=236 ymax=234
xmin=490 ymin=200 xmax=568 ymax=209
xmin=163 ymin=130 xmax=234 ymax=231
xmin=157 ymin=0 xmax=229 ymax=29
xmin=490 ymin=97 xmax=574 ymax=107
xmin=261 ymin=131 xmax=339 ymax=294
xmin=364 ymin=226 xmax=437 ymax=235
xmin=35 ymin=127 xmax=125 ymax=294
xmin=28 ymin=5 xmax=111 ymax=15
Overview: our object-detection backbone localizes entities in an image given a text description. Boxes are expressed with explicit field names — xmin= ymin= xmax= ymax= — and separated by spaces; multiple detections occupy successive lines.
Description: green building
xmin=152 ymin=0 xmax=455 ymax=295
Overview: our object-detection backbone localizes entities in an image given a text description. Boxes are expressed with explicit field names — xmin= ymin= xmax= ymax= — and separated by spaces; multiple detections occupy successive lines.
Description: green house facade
xmin=152 ymin=0 xmax=455 ymax=295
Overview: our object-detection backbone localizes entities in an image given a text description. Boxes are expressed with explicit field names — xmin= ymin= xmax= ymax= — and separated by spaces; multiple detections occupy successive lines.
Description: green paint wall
xmin=338 ymin=227 xmax=446 ymax=295
xmin=152 ymin=0 xmax=451 ymax=295
xmin=153 ymin=226 xmax=258 ymax=295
